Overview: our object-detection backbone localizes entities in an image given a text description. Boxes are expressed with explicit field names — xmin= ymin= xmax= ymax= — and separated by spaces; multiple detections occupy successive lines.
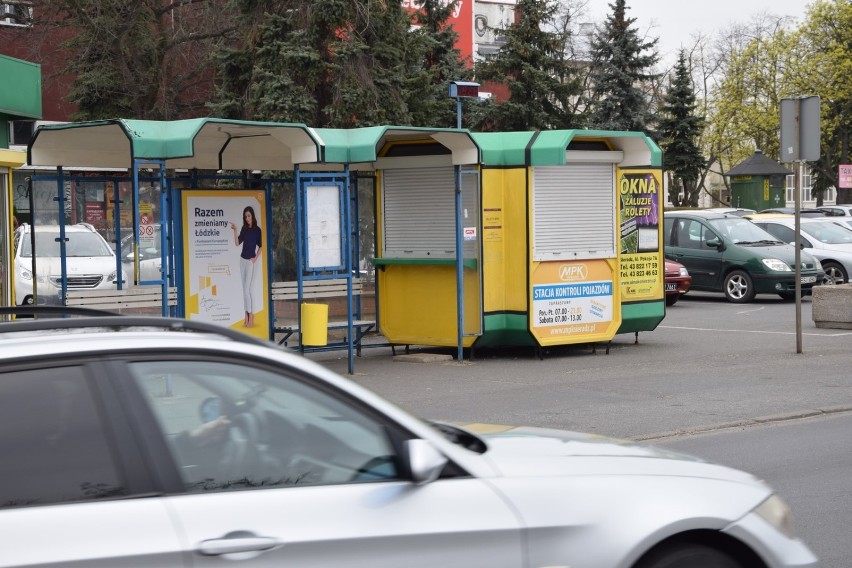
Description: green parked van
xmin=663 ymin=210 xmax=821 ymax=303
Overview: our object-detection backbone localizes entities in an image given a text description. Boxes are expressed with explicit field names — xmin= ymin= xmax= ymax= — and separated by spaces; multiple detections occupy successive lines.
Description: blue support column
xmin=455 ymin=165 xmax=464 ymax=362
xmin=56 ymin=167 xmax=68 ymax=305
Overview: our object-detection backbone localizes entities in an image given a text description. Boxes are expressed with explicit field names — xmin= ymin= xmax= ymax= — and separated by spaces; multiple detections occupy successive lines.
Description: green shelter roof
xmin=472 ymin=132 xmax=537 ymax=166
xmin=28 ymin=118 xmax=322 ymax=170
xmin=314 ymin=125 xmax=480 ymax=168
xmin=473 ymin=130 xmax=661 ymax=167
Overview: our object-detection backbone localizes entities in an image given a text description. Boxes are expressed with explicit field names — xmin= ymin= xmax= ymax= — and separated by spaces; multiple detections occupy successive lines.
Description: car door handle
xmin=197 ymin=534 xmax=281 ymax=556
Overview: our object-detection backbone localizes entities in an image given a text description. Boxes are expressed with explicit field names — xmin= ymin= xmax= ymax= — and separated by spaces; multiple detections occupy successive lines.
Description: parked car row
xmin=663 ymin=207 xmax=852 ymax=304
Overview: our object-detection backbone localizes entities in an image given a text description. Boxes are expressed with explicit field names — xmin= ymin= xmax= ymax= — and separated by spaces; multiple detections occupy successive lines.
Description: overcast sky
xmin=585 ymin=0 xmax=812 ymax=68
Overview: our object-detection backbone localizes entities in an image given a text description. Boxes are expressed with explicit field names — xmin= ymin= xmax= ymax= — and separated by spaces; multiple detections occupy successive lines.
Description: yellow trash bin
xmin=301 ymin=303 xmax=329 ymax=346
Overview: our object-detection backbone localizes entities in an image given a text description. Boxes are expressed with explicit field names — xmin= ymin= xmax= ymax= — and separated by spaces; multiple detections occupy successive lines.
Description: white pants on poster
xmin=240 ymin=257 xmax=256 ymax=313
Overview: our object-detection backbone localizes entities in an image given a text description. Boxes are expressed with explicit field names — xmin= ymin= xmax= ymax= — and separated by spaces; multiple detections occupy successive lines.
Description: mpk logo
xmin=559 ymin=264 xmax=587 ymax=281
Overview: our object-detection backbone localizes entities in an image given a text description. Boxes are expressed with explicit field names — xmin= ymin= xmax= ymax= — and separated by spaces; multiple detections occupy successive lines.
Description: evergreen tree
xmin=405 ymin=0 xmax=473 ymax=128
xmin=586 ymin=0 xmax=659 ymax=133
xmin=658 ymin=50 xmax=706 ymax=207
xmin=39 ymin=0 xmax=235 ymax=120
xmin=472 ymin=0 xmax=584 ymax=132
xmin=210 ymin=0 xmax=418 ymax=127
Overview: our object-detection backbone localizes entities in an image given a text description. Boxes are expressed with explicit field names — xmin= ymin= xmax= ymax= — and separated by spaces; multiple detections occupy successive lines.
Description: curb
xmin=631 ymin=405 xmax=852 ymax=441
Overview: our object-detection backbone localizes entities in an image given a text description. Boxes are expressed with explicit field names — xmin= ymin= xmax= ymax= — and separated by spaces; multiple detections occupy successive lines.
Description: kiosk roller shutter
xmin=382 ymin=167 xmax=456 ymax=258
xmin=532 ymin=163 xmax=615 ymax=261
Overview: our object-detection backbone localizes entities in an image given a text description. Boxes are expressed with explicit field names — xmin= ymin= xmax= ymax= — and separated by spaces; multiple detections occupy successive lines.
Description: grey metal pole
xmin=795 ymin=159 xmax=803 ymax=354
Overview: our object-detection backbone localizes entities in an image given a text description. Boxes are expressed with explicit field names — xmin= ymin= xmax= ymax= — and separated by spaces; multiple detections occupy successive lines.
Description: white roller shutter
xmin=532 ymin=163 xmax=616 ymax=261
xmin=382 ymin=167 xmax=476 ymax=258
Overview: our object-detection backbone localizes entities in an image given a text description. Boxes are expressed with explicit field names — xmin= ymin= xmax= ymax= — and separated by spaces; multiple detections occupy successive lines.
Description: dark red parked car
xmin=665 ymin=259 xmax=692 ymax=306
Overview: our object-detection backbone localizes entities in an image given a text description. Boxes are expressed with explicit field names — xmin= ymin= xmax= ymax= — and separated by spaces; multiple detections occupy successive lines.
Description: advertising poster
xmin=182 ymin=190 xmax=269 ymax=339
xmin=530 ymin=260 xmax=619 ymax=345
xmin=618 ymin=170 xmax=663 ymax=302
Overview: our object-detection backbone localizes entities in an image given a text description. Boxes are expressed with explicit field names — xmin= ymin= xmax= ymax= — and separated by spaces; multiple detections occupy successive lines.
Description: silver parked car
xmin=750 ymin=216 xmax=852 ymax=284
xmin=0 ymin=309 xmax=818 ymax=568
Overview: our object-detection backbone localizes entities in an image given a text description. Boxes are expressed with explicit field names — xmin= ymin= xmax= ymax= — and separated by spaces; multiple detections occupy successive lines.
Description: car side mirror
xmin=404 ymin=439 xmax=448 ymax=485
xmin=705 ymin=237 xmax=724 ymax=250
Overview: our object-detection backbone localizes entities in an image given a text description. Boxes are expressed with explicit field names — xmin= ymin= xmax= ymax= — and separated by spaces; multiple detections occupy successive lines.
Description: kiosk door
xmin=461 ymin=168 xmax=482 ymax=336
xmin=380 ymin=166 xmax=483 ymax=347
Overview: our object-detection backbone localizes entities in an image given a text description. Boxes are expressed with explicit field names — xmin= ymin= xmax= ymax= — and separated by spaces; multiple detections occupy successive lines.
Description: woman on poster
xmin=230 ymin=206 xmax=262 ymax=328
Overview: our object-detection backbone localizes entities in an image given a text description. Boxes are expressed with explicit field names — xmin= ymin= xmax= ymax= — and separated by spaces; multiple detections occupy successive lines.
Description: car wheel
xmin=821 ymin=261 xmax=848 ymax=285
xmin=724 ymin=270 xmax=755 ymax=303
xmin=635 ymin=542 xmax=744 ymax=568
xmin=665 ymin=295 xmax=679 ymax=306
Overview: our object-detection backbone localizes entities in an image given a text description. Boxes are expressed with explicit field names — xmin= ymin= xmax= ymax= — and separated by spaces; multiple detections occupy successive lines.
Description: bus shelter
xmin=22 ymin=118 xmax=379 ymax=359
xmin=22 ymin=119 xmax=482 ymax=371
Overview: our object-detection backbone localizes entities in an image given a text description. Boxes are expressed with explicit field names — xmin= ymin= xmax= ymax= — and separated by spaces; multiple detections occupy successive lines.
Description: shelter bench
xmin=271 ymin=278 xmax=375 ymax=353
xmin=64 ymin=286 xmax=178 ymax=311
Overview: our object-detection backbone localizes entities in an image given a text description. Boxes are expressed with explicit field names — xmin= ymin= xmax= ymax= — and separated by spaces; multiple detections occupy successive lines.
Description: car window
xmin=0 ymin=366 xmax=127 ymax=509
xmin=801 ymin=222 xmax=852 ymax=245
xmin=672 ymin=219 xmax=691 ymax=248
xmin=128 ymin=360 xmax=400 ymax=493
xmin=708 ymin=217 xmax=777 ymax=244
xmin=761 ymin=223 xmax=796 ymax=244
xmin=674 ymin=219 xmax=714 ymax=249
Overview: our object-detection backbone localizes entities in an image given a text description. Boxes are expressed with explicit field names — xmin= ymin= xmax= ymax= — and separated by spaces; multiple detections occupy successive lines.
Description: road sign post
xmin=780 ymin=96 xmax=821 ymax=354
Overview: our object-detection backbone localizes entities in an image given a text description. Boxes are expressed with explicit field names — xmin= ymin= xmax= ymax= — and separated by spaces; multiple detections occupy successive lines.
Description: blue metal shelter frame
xmin=294 ymin=166 xmax=360 ymax=374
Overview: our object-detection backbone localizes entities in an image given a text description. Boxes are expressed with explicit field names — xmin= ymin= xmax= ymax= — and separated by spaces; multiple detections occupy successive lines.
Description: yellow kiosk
xmin=373 ymin=129 xmax=665 ymax=352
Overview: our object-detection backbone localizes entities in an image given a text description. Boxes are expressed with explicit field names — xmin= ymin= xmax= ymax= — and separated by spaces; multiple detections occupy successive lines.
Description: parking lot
xmin=314 ymin=292 xmax=852 ymax=441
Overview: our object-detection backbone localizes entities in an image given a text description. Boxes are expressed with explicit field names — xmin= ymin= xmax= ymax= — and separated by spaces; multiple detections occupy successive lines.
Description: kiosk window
xmin=532 ymin=164 xmax=616 ymax=261
xmin=382 ymin=168 xmax=476 ymax=258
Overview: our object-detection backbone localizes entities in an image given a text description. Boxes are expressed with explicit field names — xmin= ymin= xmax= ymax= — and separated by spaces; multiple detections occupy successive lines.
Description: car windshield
xmin=801 ymin=222 xmax=852 ymax=245
xmin=21 ymin=231 xmax=113 ymax=258
xmin=707 ymin=217 xmax=780 ymax=244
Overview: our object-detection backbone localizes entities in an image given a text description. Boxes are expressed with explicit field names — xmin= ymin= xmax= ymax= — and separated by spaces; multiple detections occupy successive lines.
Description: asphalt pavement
xmin=308 ymin=292 xmax=852 ymax=441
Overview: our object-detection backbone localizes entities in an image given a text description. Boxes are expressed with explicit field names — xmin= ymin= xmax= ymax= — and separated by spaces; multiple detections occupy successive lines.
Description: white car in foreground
xmin=0 ymin=309 xmax=819 ymax=568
